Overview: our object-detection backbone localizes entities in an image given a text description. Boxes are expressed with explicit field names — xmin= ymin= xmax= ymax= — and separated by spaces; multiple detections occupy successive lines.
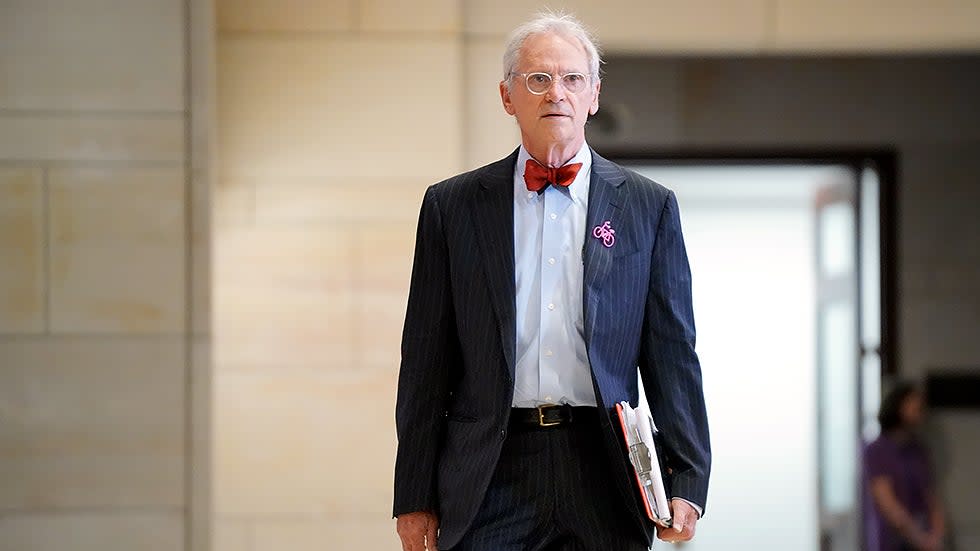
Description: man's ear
xmin=589 ymin=80 xmax=601 ymax=116
xmin=500 ymin=81 xmax=516 ymax=116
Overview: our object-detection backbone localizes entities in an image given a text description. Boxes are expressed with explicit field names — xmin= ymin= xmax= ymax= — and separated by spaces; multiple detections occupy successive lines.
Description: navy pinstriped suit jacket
xmin=393 ymin=148 xmax=711 ymax=549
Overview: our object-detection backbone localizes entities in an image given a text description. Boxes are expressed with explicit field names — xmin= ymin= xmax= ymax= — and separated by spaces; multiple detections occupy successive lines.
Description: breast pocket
xmin=609 ymin=250 xmax=650 ymax=310
xmin=613 ymin=248 xmax=647 ymax=271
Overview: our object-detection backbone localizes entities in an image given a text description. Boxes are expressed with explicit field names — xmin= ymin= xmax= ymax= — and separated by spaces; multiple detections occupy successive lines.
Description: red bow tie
xmin=524 ymin=159 xmax=583 ymax=193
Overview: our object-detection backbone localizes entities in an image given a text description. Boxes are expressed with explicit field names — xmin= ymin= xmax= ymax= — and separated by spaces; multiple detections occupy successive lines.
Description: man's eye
xmin=530 ymin=74 xmax=550 ymax=84
xmin=565 ymin=74 xmax=584 ymax=84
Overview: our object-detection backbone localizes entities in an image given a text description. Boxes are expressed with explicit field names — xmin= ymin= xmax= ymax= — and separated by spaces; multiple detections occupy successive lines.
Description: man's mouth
xmin=542 ymin=113 xmax=569 ymax=118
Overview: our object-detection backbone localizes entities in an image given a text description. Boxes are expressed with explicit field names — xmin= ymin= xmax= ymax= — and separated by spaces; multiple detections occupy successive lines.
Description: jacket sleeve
xmin=392 ymin=184 xmax=459 ymax=518
xmin=637 ymin=190 xmax=712 ymax=515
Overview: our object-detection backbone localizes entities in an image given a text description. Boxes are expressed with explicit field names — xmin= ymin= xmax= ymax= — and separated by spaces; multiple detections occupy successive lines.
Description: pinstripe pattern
xmin=394 ymin=148 xmax=711 ymax=550
xmin=449 ymin=420 xmax=648 ymax=551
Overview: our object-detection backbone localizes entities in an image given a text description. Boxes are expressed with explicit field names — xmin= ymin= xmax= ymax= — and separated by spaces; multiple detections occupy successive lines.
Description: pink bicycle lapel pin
xmin=592 ymin=220 xmax=616 ymax=248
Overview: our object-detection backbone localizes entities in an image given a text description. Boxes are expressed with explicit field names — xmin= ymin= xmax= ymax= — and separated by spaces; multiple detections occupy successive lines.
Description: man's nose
xmin=544 ymin=78 xmax=566 ymax=102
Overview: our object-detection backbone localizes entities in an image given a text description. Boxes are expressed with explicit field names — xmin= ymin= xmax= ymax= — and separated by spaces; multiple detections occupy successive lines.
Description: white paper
xmin=618 ymin=400 xmax=672 ymax=527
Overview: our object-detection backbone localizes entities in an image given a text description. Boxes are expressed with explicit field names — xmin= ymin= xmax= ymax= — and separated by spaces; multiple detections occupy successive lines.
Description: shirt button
xmin=544 ymin=348 xmax=553 ymax=357
xmin=550 ymin=213 xmax=558 ymax=220
xmin=527 ymin=192 xmax=535 ymax=199
xmin=544 ymin=395 xmax=553 ymax=402
xmin=548 ymin=257 xmax=556 ymax=265
xmin=547 ymin=303 xmax=555 ymax=311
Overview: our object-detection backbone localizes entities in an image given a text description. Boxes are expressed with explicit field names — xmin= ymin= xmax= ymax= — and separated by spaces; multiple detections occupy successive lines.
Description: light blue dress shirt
xmin=510 ymin=143 xmax=704 ymax=518
xmin=512 ymin=142 xmax=597 ymax=408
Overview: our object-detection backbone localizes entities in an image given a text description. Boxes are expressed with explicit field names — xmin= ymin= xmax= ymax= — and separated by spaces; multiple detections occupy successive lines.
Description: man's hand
xmin=396 ymin=511 xmax=439 ymax=551
xmin=656 ymin=499 xmax=699 ymax=544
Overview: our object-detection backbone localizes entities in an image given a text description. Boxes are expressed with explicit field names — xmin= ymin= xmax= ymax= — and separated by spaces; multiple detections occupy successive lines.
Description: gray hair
xmin=502 ymin=11 xmax=602 ymax=89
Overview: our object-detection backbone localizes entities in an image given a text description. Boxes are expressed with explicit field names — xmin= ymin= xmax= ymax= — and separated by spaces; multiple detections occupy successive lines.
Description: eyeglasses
xmin=512 ymin=72 xmax=591 ymax=95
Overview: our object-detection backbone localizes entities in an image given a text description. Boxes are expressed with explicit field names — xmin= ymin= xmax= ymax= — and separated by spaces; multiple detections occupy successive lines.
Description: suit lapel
xmin=583 ymin=150 xmax=628 ymax=344
xmin=471 ymin=149 xmax=519 ymax=381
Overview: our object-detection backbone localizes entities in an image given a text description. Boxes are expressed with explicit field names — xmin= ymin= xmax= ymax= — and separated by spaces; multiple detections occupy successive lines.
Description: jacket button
xmin=499 ymin=429 xmax=507 ymax=440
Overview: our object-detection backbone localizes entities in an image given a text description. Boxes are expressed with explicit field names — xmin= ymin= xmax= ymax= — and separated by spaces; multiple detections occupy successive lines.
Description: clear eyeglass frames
xmin=513 ymin=72 xmax=590 ymax=95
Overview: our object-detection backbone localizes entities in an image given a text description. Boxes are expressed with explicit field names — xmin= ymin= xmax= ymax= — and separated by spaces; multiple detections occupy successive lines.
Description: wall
xmin=212 ymin=3 xmax=463 ymax=550
xmin=212 ymin=2 xmax=980 ymax=551
xmin=591 ymin=56 xmax=980 ymax=550
xmin=0 ymin=1 xmax=212 ymax=550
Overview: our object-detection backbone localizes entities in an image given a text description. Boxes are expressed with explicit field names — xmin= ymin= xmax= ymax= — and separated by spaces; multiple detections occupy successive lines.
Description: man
xmin=394 ymin=12 xmax=710 ymax=551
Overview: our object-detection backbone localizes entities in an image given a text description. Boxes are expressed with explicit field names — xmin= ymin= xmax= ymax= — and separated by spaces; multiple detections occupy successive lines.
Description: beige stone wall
xmin=213 ymin=2 xmax=980 ymax=551
xmin=0 ymin=1 xmax=212 ymax=550
xmin=463 ymin=0 xmax=980 ymax=53
xmin=212 ymin=2 xmax=464 ymax=549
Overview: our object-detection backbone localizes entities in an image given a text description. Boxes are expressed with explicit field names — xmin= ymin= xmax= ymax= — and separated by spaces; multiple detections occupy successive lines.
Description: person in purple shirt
xmin=864 ymin=382 xmax=947 ymax=551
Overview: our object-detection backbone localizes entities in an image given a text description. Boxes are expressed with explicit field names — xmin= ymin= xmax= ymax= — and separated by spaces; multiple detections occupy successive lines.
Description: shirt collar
xmin=515 ymin=141 xmax=592 ymax=203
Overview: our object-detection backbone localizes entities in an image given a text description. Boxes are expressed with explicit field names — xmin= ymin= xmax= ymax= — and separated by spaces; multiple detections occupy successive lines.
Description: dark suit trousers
xmin=448 ymin=413 xmax=649 ymax=551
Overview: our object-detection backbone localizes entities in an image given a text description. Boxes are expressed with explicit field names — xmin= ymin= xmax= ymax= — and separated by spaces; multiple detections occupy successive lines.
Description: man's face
xmin=500 ymin=32 xmax=601 ymax=154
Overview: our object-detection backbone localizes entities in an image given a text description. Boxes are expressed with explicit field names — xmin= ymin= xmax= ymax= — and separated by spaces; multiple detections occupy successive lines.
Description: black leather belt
xmin=509 ymin=405 xmax=599 ymax=428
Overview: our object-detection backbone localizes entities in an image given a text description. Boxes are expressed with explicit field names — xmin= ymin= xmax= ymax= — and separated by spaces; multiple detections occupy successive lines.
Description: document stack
xmin=615 ymin=401 xmax=672 ymax=528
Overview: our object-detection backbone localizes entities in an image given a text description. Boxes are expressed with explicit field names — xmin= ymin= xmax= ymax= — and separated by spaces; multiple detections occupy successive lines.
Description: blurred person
xmin=392 ymin=11 xmax=710 ymax=551
xmin=864 ymin=382 xmax=946 ymax=551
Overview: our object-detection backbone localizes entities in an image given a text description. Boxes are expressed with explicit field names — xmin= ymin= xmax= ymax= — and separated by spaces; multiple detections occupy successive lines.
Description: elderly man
xmin=394 ymin=12 xmax=710 ymax=551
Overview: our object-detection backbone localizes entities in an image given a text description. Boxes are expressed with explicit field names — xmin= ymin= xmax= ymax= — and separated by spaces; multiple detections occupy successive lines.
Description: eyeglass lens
xmin=525 ymin=73 xmax=588 ymax=94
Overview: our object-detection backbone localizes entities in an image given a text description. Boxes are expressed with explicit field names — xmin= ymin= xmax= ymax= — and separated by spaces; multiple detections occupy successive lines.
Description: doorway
xmin=621 ymin=157 xmax=890 ymax=551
